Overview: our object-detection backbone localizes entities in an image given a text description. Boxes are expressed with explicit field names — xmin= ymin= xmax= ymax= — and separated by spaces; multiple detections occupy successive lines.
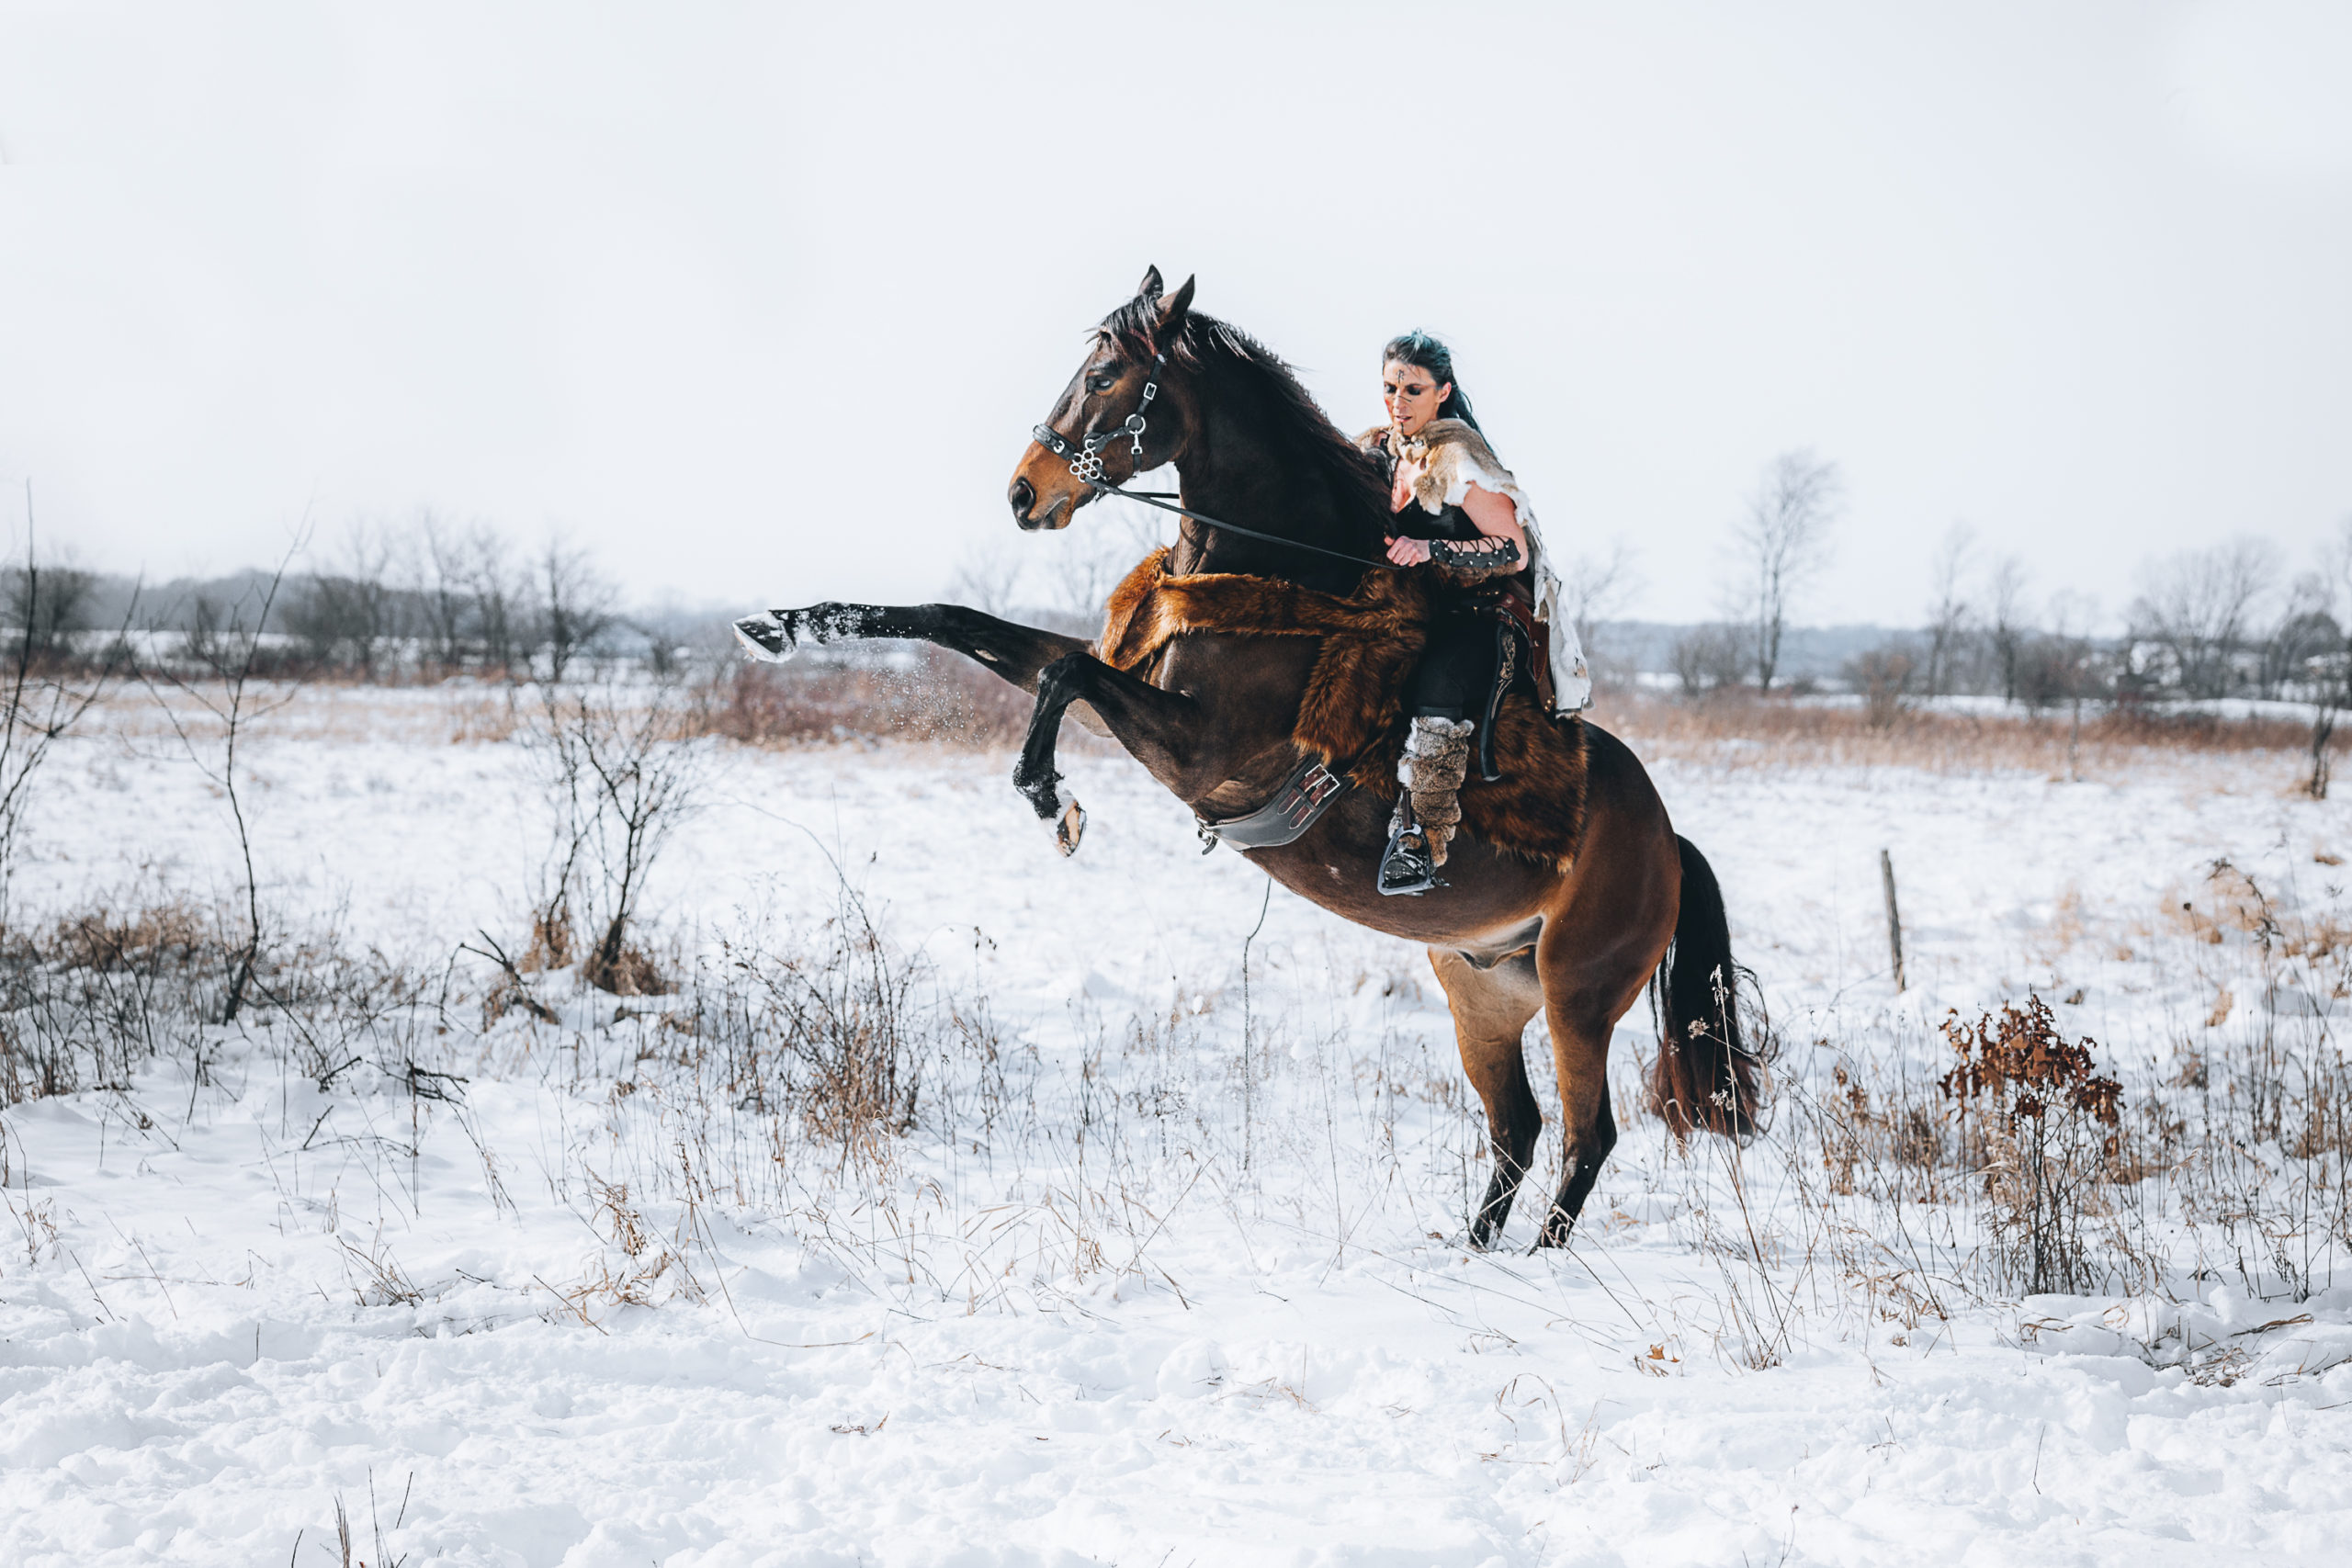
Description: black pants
xmin=1405 ymin=611 xmax=1499 ymax=722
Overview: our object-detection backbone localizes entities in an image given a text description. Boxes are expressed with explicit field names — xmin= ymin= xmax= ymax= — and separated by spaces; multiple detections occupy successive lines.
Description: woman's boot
xmin=1377 ymin=716 xmax=1474 ymax=896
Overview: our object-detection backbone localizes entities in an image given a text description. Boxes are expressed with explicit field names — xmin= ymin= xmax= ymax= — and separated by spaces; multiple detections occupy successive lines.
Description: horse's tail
xmin=1648 ymin=834 xmax=1773 ymax=1140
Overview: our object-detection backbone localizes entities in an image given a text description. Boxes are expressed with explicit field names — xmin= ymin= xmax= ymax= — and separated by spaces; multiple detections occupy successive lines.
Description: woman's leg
xmin=1380 ymin=614 xmax=1498 ymax=896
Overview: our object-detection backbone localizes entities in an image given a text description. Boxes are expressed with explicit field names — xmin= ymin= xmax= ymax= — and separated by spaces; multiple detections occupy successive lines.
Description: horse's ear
xmin=1137 ymin=265 xmax=1164 ymax=301
xmin=1152 ymin=274 xmax=1195 ymax=350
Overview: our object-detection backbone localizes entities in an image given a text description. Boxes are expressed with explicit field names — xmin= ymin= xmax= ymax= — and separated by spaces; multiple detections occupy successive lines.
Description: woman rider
xmin=1357 ymin=332 xmax=1592 ymax=896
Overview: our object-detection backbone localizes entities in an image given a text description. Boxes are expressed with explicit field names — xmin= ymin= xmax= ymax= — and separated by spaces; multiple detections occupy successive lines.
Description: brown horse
xmin=736 ymin=269 xmax=1767 ymax=1247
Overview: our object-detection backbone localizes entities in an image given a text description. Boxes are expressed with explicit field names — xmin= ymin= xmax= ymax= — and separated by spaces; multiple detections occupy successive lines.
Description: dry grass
xmin=694 ymin=649 xmax=1048 ymax=750
xmin=687 ymin=658 xmax=2340 ymax=772
xmin=1593 ymin=688 xmax=2338 ymax=777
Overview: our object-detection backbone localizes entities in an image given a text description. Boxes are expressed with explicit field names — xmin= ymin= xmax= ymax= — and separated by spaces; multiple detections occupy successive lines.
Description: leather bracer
xmin=1427 ymin=536 xmax=1521 ymax=581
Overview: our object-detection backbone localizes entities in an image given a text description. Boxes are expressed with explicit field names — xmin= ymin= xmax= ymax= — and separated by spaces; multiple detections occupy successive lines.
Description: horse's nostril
xmin=1009 ymin=478 xmax=1035 ymax=519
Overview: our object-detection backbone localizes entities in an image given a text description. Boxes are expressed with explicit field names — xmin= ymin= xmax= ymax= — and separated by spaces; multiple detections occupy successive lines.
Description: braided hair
xmin=1382 ymin=330 xmax=1482 ymax=434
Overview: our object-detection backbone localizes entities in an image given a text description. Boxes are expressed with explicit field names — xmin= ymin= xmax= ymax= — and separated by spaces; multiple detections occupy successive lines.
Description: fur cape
xmin=1356 ymin=418 xmax=1592 ymax=714
xmin=1099 ymin=548 xmax=1589 ymax=867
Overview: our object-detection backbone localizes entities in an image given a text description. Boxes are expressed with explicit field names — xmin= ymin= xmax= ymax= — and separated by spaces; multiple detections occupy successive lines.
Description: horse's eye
xmin=1087 ymin=376 xmax=1115 ymax=393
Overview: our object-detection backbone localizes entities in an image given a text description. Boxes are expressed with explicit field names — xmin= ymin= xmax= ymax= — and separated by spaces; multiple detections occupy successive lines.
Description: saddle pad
xmin=1098 ymin=550 xmax=1589 ymax=867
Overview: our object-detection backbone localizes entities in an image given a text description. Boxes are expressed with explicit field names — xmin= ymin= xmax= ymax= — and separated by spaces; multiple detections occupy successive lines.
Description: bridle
xmin=1031 ymin=351 xmax=1400 ymax=573
xmin=1031 ymin=354 xmax=1165 ymax=487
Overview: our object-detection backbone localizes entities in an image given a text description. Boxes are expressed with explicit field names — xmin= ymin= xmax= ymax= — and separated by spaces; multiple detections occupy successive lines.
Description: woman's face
xmin=1382 ymin=359 xmax=1451 ymax=438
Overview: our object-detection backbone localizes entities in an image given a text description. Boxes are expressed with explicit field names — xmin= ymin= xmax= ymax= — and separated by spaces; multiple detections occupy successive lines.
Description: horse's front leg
xmin=1015 ymin=651 xmax=1202 ymax=856
xmin=734 ymin=602 xmax=1090 ymax=696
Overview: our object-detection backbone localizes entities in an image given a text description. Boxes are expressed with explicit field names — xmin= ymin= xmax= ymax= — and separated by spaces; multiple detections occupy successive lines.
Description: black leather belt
xmin=1195 ymin=756 xmax=1352 ymax=853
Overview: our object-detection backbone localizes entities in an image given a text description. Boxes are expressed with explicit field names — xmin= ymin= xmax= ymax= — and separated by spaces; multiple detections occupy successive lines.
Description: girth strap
xmin=1194 ymin=756 xmax=1351 ymax=854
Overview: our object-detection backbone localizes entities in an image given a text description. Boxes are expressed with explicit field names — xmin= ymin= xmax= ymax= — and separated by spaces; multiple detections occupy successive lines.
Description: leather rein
xmin=1030 ymin=354 xmax=1402 ymax=574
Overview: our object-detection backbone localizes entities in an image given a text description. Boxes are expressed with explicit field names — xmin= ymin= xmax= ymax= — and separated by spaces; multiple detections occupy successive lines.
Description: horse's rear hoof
xmin=733 ymin=613 xmax=794 ymax=662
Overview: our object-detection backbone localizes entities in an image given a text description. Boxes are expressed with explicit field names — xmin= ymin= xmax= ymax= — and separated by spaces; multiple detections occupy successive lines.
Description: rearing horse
xmin=737 ymin=269 xmax=1767 ymax=1247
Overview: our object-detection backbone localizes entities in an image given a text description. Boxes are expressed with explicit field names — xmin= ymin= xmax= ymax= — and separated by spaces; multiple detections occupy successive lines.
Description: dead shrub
xmin=1842 ymin=644 xmax=1917 ymax=731
xmin=521 ymin=676 xmax=706 ymax=997
xmin=0 ymin=897 xmax=433 ymax=1104
xmin=1811 ymin=1059 xmax=1953 ymax=1203
xmin=1939 ymin=997 xmax=2121 ymax=1295
xmin=522 ymin=908 xmax=575 ymax=973
xmin=709 ymin=887 xmax=927 ymax=1162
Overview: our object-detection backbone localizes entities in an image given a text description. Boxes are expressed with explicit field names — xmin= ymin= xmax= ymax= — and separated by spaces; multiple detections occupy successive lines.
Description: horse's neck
xmin=1170 ymin=393 xmax=1378 ymax=594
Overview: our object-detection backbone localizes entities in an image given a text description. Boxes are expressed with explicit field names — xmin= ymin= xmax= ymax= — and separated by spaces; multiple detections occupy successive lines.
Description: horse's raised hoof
xmin=1534 ymin=1212 xmax=1575 ymax=1248
xmin=1053 ymin=787 xmax=1086 ymax=857
xmin=733 ymin=613 xmax=795 ymax=662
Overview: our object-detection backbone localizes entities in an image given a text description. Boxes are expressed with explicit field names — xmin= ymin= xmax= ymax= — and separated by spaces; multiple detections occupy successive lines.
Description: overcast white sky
xmin=3 ymin=1 xmax=2349 ymax=626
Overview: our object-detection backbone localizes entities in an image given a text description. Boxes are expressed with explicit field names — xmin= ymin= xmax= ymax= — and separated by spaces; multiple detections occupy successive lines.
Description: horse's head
xmin=1008 ymin=265 xmax=1196 ymax=530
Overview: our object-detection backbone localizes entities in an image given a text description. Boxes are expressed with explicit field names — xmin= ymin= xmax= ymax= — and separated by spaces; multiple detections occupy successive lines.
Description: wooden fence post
xmin=1881 ymin=848 xmax=1905 ymax=992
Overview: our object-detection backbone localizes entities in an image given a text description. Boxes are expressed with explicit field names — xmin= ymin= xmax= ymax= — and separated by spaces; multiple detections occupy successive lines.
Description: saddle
xmin=1097 ymin=550 xmax=1590 ymax=867
xmin=1465 ymin=579 xmax=1549 ymax=780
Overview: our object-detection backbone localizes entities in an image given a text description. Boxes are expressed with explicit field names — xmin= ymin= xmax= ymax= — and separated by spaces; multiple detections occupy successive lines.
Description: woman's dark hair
xmin=1382 ymin=330 xmax=1481 ymax=433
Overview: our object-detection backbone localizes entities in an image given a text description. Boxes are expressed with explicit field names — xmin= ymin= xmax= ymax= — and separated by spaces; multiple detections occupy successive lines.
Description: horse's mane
xmin=1097 ymin=300 xmax=1392 ymax=527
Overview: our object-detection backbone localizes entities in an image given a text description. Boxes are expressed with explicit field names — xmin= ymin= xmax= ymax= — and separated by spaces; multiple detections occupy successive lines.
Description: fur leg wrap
xmin=1398 ymin=716 xmax=1474 ymax=866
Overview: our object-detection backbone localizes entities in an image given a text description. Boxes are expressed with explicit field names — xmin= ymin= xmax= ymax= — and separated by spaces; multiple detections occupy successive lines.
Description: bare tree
xmin=2260 ymin=570 xmax=2337 ymax=701
xmin=2033 ymin=591 xmax=2105 ymax=783
xmin=537 ymin=535 xmax=616 ymax=682
xmin=1035 ymin=506 xmax=1163 ymax=627
xmin=1560 ymin=536 xmax=1642 ymax=679
xmin=1736 ymin=450 xmax=1840 ymax=693
xmin=1 ymin=498 xmax=135 ymax=934
xmin=943 ymin=546 xmax=1027 ymax=616
xmin=523 ymin=673 xmax=705 ymax=994
xmin=5 ymin=545 xmax=96 ymax=660
xmin=468 ymin=525 xmax=524 ymax=675
xmin=1668 ymin=623 xmax=1747 ymax=698
xmin=283 ymin=522 xmax=400 ymax=677
xmin=141 ymin=538 xmax=305 ymax=1023
xmin=2304 ymin=517 xmax=2352 ymax=797
xmin=1922 ymin=524 xmax=1974 ymax=698
xmin=2130 ymin=536 xmax=2278 ymax=699
xmin=414 ymin=513 xmax=473 ymax=671
xmin=1986 ymin=553 xmax=2030 ymax=703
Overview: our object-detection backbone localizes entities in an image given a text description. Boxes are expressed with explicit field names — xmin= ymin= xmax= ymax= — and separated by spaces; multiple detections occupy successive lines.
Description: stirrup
xmin=1377 ymin=824 xmax=1441 ymax=897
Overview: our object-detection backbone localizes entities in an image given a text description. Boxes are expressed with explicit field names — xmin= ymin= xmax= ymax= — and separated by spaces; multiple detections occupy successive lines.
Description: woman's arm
xmin=1457 ymin=483 xmax=1529 ymax=558
xmin=1388 ymin=483 xmax=1529 ymax=568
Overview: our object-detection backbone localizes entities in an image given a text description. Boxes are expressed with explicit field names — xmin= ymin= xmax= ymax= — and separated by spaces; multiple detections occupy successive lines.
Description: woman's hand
xmin=1385 ymin=536 xmax=1432 ymax=567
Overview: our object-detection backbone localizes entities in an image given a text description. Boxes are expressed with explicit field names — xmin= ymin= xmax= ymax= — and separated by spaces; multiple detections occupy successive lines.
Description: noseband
xmin=1028 ymin=353 xmax=1397 ymax=572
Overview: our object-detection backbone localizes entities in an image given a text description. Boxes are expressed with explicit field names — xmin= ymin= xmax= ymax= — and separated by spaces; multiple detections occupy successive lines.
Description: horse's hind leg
xmin=1429 ymin=947 xmax=1545 ymax=1249
xmin=1531 ymin=907 xmax=1675 ymax=1246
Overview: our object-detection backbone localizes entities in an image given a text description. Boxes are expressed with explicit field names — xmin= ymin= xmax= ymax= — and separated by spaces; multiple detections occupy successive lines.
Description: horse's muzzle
xmin=1011 ymin=482 xmax=1072 ymax=531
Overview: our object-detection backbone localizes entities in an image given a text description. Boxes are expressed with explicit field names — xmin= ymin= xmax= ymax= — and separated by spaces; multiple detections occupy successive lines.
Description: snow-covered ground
xmin=4 ymin=685 xmax=2350 ymax=1566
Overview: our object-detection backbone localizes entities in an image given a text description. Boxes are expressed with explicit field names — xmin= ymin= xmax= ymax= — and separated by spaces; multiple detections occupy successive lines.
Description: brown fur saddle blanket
xmin=1098 ymin=549 xmax=1589 ymax=866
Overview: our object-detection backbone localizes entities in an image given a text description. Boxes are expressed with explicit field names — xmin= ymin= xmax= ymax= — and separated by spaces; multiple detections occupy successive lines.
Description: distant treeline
xmin=7 ymin=521 xmax=721 ymax=681
xmin=12 ymin=511 xmax=2349 ymax=709
xmin=1625 ymin=528 xmax=2345 ymax=711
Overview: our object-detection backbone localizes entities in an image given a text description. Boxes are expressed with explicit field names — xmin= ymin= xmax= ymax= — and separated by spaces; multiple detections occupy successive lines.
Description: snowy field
xmin=4 ymin=683 xmax=2350 ymax=1566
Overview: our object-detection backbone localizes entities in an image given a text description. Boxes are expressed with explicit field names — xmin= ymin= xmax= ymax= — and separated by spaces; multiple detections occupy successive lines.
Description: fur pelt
xmin=1356 ymin=418 xmax=1529 ymax=523
xmin=1355 ymin=420 xmax=1595 ymax=715
xmin=1097 ymin=549 xmax=1589 ymax=866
